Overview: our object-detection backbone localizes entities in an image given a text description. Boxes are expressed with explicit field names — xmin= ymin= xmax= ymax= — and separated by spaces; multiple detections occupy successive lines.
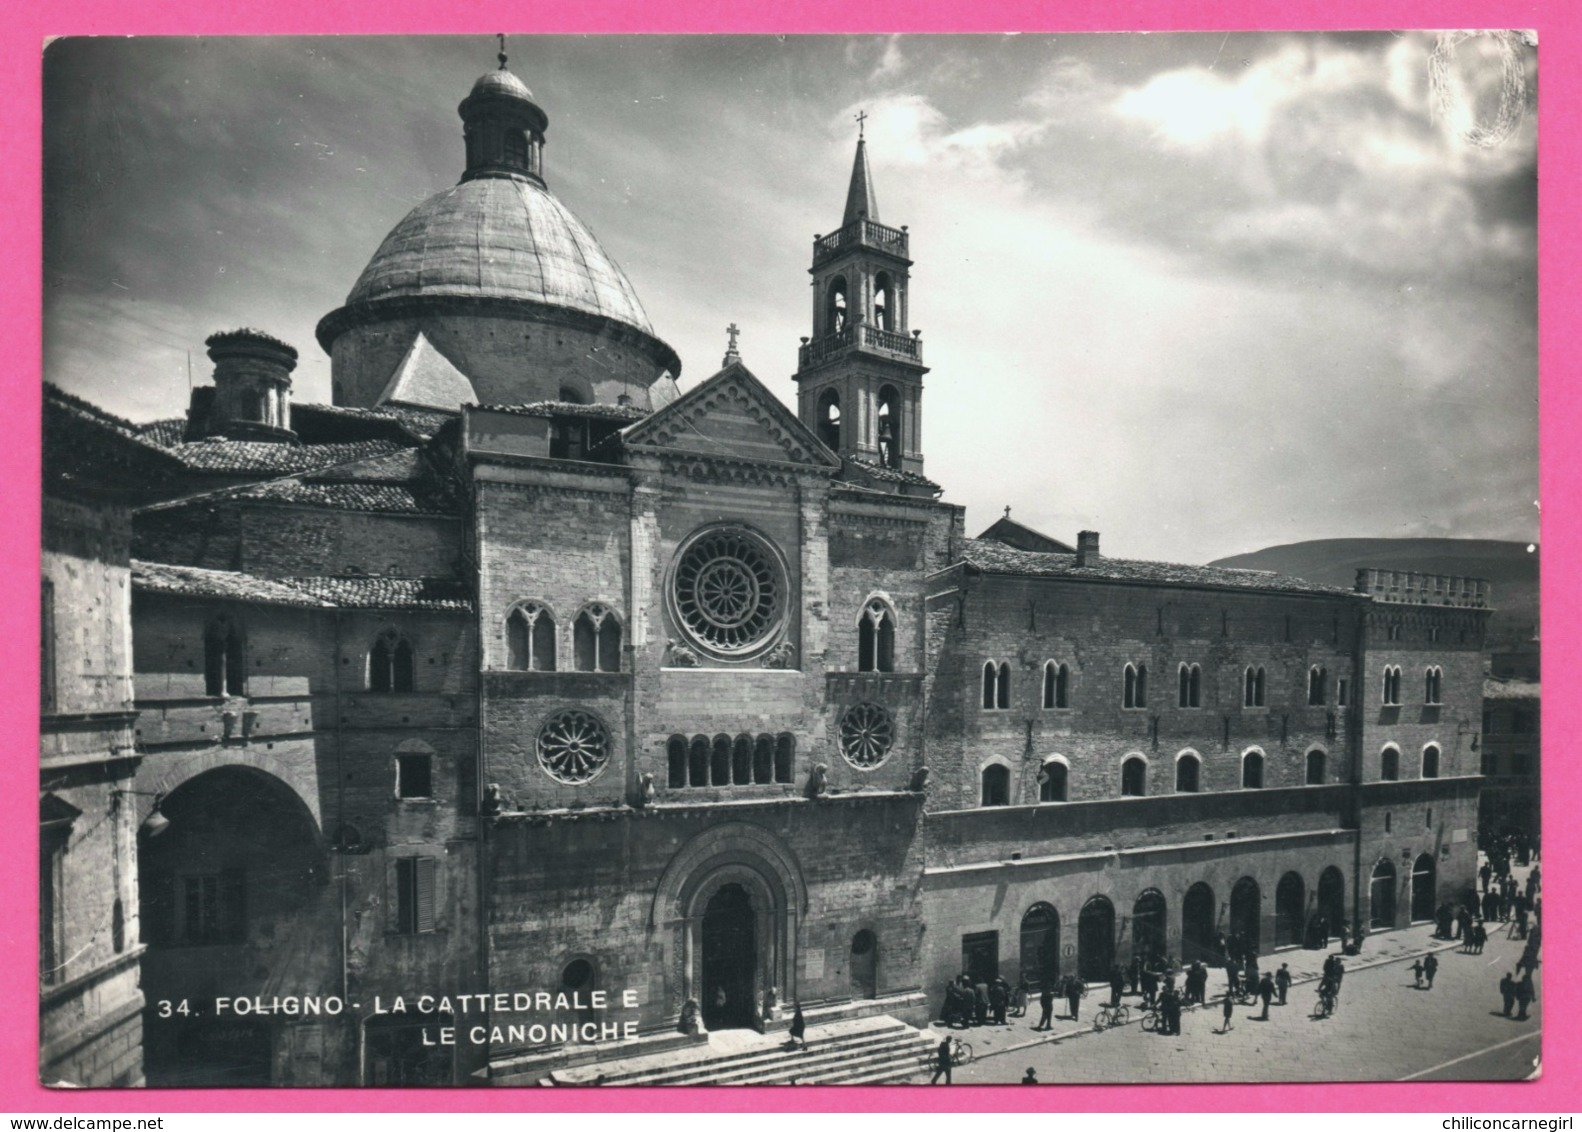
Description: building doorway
xmin=1370 ymin=859 xmax=1397 ymax=929
xmin=1275 ymin=872 xmax=1305 ymax=948
xmin=1019 ymin=904 xmax=1060 ymax=988
xmin=961 ymin=931 xmax=999 ymax=984
xmin=701 ymin=884 xmax=757 ymax=1030
xmin=850 ymin=930 xmax=878 ymax=1000
xmin=1078 ymin=896 xmax=1115 ymax=982
xmin=1411 ymin=854 xmax=1437 ymax=923
xmin=1182 ymin=882 xmax=1217 ymax=964
xmin=1132 ymin=889 xmax=1167 ymax=966
xmin=1317 ymin=866 xmax=1346 ymax=942
xmin=1230 ymin=877 xmax=1261 ymax=955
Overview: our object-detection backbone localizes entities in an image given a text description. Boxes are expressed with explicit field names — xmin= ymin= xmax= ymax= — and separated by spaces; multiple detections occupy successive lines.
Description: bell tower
xmin=794 ymin=129 xmax=927 ymax=475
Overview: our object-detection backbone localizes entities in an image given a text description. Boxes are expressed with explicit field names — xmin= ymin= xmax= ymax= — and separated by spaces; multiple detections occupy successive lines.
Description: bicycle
xmin=950 ymin=1038 xmax=974 ymax=1066
xmin=1313 ymin=986 xmax=1336 ymax=1019
xmin=1093 ymin=1003 xmax=1130 ymax=1031
xmin=1140 ymin=1006 xmax=1162 ymax=1032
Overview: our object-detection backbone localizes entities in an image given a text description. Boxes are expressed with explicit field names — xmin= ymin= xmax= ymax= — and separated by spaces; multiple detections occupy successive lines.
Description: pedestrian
xmin=1219 ymin=990 xmax=1234 ymax=1033
xmin=1473 ymin=921 xmax=1487 ymax=955
xmin=1109 ymin=964 xmax=1125 ymax=1008
xmin=1036 ymin=983 xmax=1055 ymax=1031
xmin=1065 ymin=973 xmax=1085 ymax=1021
xmin=1410 ymin=959 xmax=1423 ymax=988
xmin=1516 ymin=898 xmax=1530 ymax=940
xmin=990 ymin=979 xmax=1008 ymax=1025
xmin=1141 ymin=965 xmax=1159 ymax=1008
xmin=1526 ymin=869 xmax=1539 ymax=902
xmin=1515 ymin=971 xmax=1534 ymax=1021
xmin=1337 ymin=919 xmax=1351 ymax=953
xmin=1226 ymin=959 xmax=1241 ymax=996
xmin=1128 ymin=955 xmax=1142 ymax=996
xmin=1162 ymin=987 xmax=1181 ymax=1035
xmin=1480 ymin=860 xmax=1492 ymax=894
xmin=1021 ymin=1067 xmax=1038 ymax=1085
xmin=1423 ymin=953 xmax=1438 ymax=989
xmin=788 ymin=1003 xmax=807 ymax=1050
xmin=1257 ymin=973 xmax=1274 ymax=1020
xmin=1483 ymin=889 xmax=1499 ymax=924
xmin=1245 ymin=953 xmax=1260 ymax=992
xmin=1275 ymin=963 xmax=1291 ymax=1005
xmin=930 ymin=1036 xmax=953 ymax=1085
xmin=1332 ymin=955 xmax=1345 ymax=999
xmin=1499 ymin=972 xmax=1516 ymax=1017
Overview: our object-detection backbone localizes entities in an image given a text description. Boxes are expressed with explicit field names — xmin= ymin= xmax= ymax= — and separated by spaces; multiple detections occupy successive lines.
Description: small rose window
xmin=839 ymin=701 xmax=894 ymax=769
xmin=536 ymin=708 xmax=611 ymax=784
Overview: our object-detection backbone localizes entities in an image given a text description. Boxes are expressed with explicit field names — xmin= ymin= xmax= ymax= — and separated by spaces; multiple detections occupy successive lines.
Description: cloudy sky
xmin=42 ymin=32 xmax=1537 ymax=565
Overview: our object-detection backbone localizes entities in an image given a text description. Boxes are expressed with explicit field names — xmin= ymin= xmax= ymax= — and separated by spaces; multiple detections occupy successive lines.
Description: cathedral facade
xmin=42 ymin=58 xmax=1491 ymax=1087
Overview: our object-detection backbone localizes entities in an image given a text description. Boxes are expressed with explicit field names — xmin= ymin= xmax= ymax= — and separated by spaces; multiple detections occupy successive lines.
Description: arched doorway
xmin=1370 ymin=859 xmax=1397 ymax=929
xmin=1275 ymin=872 xmax=1305 ymax=948
xmin=1317 ymin=866 xmax=1346 ymax=937
xmin=1078 ymin=896 xmax=1115 ymax=982
xmin=1230 ymin=877 xmax=1261 ymax=955
xmin=1411 ymin=854 xmax=1437 ymax=923
xmin=1182 ymin=883 xmax=1217 ymax=964
xmin=137 ymin=765 xmax=326 ymax=1087
xmin=850 ymin=930 xmax=877 ymax=1000
xmin=702 ymin=884 xmax=757 ymax=1030
xmin=1132 ymin=889 xmax=1167 ymax=965
xmin=1019 ymin=903 xmax=1060 ymax=988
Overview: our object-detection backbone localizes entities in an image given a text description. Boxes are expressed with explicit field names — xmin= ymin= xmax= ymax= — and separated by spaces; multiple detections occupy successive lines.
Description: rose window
xmin=536 ymin=709 xmax=611 ymax=784
xmin=839 ymin=701 xmax=894 ymax=769
xmin=671 ymin=527 xmax=785 ymax=657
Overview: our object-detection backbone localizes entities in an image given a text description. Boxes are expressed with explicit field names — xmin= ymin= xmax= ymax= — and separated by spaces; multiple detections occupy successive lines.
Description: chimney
xmin=1076 ymin=530 xmax=1100 ymax=567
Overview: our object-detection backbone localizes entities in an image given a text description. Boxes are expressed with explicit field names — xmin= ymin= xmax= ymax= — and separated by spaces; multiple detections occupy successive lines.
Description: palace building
xmin=41 ymin=56 xmax=1492 ymax=1086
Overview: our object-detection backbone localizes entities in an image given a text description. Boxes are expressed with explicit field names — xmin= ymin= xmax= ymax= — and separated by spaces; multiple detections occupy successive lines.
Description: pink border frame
xmin=8 ymin=0 xmax=1573 ymax=1114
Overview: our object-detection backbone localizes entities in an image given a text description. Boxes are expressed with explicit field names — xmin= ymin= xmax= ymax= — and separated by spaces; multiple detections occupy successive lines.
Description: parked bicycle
xmin=1140 ymin=1006 xmax=1163 ymax=1032
xmin=1093 ymin=1003 xmax=1130 ymax=1031
xmin=949 ymin=1037 xmax=974 ymax=1066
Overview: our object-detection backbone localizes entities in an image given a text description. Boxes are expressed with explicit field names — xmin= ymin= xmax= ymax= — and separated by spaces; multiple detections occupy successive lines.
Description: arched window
xmin=1242 ymin=750 xmax=1265 ymax=789
xmin=507 ymin=602 xmax=556 ymax=672
xmin=1121 ymin=756 xmax=1147 ymax=797
xmin=1370 ymin=858 xmax=1397 ymax=928
xmin=1424 ymin=666 xmax=1442 ymax=704
xmin=504 ymin=129 xmax=529 ymax=167
xmin=1308 ymin=666 xmax=1328 ymax=705
xmin=573 ymin=604 xmax=621 ymax=672
xmin=1037 ymin=759 xmax=1068 ymax=803
xmin=667 ymin=735 xmax=687 ymax=789
xmin=688 ymin=736 xmax=709 ymax=787
xmin=825 ymin=276 xmax=849 ymax=335
xmin=1124 ymin=663 xmax=1148 ymax=709
xmin=1178 ymin=663 xmax=1201 ymax=708
xmin=981 ymin=763 xmax=1010 ymax=807
xmin=876 ymin=385 xmax=901 ymax=469
xmin=983 ymin=661 xmax=1009 ymax=710
xmin=1043 ymin=661 xmax=1070 ymax=709
xmin=1175 ymin=753 xmax=1201 ymax=793
xmin=1422 ymin=744 xmax=1440 ymax=779
xmin=1382 ymin=666 xmax=1402 ymax=706
xmin=369 ymin=630 xmax=414 ymax=693
xmin=858 ymin=599 xmax=896 ymax=673
xmin=732 ymin=734 xmax=753 ymax=785
xmin=816 ymin=388 xmax=841 ymax=452
xmin=874 ymin=271 xmax=894 ymax=331
xmin=1381 ymin=746 xmax=1400 ymax=781
xmin=710 ymin=735 xmax=732 ymax=786
xmin=557 ymin=384 xmax=588 ymax=406
xmin=1243 ymin=666 xmax=1266 ymax=707
xmin=203 ymin=616 xmax=246 ymax=697
xmin=1306 ymin=748 xmax=1326 ymax=785
xmin=774 ymin=733 xmax=795 ymax=784
xmin=754 ymin=734 xmax=774 ymax=784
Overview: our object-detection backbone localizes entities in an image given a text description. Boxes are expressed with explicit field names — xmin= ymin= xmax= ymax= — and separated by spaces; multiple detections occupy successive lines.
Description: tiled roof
xmin=136 ymin=418 xmax=188 ymax=447
xmin=45 ymin=384 xmax=164 ymax=446
xmin=282 ymin=575 xmax=472 ymax=611
xmin=475 ymin=400 xmax=650 ymax=423
xmin=224 ymin=479 xmax=457 ymax=515
xmin=1483 ymin=677 xmax=1540 ymax=701
xmin=132 ymin=560 xmax=471 ymax=611
xmin=291 ymin=401 xmax=456 ymax=441
xmin=846 ymin=458 xmax=941 ymax=489
xmin=163 ymin=437 xmax=405 ymax=475
xmin=958 ymin=539 xmax=1356 ymax=597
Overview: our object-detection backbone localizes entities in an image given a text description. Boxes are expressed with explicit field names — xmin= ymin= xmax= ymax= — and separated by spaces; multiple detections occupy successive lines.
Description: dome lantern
xmin=458 ymin=40 xmax=549 ymax=185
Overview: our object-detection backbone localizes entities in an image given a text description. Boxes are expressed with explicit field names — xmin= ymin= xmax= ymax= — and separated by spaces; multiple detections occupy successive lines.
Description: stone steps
xmin=543 ymin=1016 xmax=932 ymax=1087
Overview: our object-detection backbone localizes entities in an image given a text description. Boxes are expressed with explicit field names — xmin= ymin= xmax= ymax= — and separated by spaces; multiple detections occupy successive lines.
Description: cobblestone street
xmin=910 ymin=876 xmax=1541 ymax=1085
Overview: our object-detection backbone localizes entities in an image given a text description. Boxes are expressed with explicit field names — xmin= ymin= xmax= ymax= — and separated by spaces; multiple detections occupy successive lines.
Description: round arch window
xmin=839 ymin=701 xmax=894 ymax=768
xmin=669 ymin=526 xmax=787 ymax=659
xmin=536 ymin=709 xmax=611 ymax=784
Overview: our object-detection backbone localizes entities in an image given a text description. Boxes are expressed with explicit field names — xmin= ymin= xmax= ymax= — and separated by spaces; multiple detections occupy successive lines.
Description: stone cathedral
xmin=41 ymin=56 xmax=1492 ymax=1086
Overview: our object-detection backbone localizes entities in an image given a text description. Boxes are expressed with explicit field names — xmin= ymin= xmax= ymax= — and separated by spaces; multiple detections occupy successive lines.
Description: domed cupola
xmin=315 ymin=44 xmax=682 ymax=414
xmin=458 ymin=48 xmax=549 ymax=185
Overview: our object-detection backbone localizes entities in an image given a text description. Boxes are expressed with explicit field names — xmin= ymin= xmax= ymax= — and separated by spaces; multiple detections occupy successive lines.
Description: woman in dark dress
xmin=788 ymin=1003 xmax=808 ymax=1050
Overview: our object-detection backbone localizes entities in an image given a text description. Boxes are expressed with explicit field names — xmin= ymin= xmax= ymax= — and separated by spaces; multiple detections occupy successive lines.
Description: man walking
xmin=990 ymin=979 xmax=1008 ymax=1025
xmin=1424 ymin=953 xmax=1438 ymax=989
xmin=1109 ymin=964 xmax=1126 ymax=1008
xmin=1499 ymin=972 xmax=1516 ymax=1017
xmin=1480 ymin=859 xmax=1492 ymax=894
xmin=1065 ymin=973 xmax=1085 ymax=1022
xmin=1036 ymin=982 xmax=1055 ymax=1031
xmin=1219 ymin=990 xmax=1235 ymax=1033
xmin=1275 ymin=963 xmax=1291 ymax=1005
xmin=1257 ymin=972 xmax=1275 ymax=1020
xmin=930 ymin=1036 xmax=954 ymax=1084
xmin=1515 ymin=970 xmax=1535 ymax=1021
xmin=1410 ymin=959 xmax=1424 ymax=988
xmin=973 ymin=980 xmax=989 ymax=1027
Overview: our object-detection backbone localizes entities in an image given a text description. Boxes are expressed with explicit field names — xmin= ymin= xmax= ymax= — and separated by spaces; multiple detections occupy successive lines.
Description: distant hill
xmin=1208 ymin=538 xmax=1538 ymax=652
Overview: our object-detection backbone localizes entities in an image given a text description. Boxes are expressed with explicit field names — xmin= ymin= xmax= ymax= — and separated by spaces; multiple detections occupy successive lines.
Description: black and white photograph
xmin=40 ymin=32 xmax=1540 ymax=1088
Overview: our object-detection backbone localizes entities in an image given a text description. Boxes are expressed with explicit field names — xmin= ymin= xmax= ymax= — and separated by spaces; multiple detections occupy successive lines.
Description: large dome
xmin=343 ymin=176 xmax=655 ymax=336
